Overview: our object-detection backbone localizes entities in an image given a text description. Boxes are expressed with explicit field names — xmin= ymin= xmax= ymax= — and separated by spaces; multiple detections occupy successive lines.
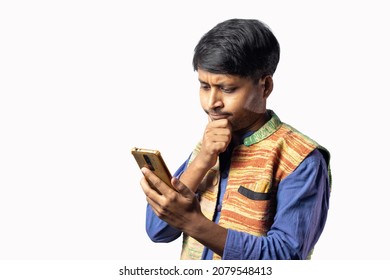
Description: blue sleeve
xmin=145 ymin=157 xmax=190 ymax=243
xmin=222 ymin=149 xmax=330 ymax=259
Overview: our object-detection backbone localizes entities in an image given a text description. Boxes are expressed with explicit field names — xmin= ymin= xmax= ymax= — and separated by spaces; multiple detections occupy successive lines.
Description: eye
xmin=220 ymin=87 xmax=236 ymax=94
xmin=200 ymin=83 xmax=210 ymax=91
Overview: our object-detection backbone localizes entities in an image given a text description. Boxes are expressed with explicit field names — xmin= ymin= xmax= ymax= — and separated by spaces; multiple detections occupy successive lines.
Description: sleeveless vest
xmin=180 ymin=111 xmax=331 ymax=260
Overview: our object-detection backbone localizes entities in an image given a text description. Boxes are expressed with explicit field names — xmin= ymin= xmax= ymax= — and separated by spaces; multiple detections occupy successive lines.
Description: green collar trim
xmin=243 ymin=110 xmax=282 ymax=146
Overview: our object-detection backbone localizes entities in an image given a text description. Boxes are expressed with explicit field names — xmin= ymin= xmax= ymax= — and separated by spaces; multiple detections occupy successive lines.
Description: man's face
xmin=198 ymin=68 xmax=269 ymax=135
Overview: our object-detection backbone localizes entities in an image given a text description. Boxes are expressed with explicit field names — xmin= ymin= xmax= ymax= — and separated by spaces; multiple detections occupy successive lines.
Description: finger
xmin=208 ymin=142 xmax=230 ymax=155
xmin=206 ymin=125 xmax=232 ymax=140
xmin=140 ymin=176 xmax=163 ymax=202
xmin=205 ymin=128 xmax=232 ymax=142
xmin=210 ymin=127 xmax=231 ymax=135
xmin=141 ymin=167 xmax=174 ymax=196
xmin=210 ymin=133 xmax=231 ymax=142
xmin=208 ymin=118 xmax=230 ymax=128
xmin=146 ymin=196 xmax=164 ymax=216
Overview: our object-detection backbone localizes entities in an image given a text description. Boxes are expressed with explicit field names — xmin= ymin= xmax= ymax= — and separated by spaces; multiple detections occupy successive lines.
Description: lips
xmin=209 ymin=113 xmax=230 ymax=121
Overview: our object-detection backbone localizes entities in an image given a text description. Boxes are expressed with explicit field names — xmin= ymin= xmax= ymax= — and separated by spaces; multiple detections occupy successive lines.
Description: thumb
xmin=171 ymin=177 xmax=193 ymax=197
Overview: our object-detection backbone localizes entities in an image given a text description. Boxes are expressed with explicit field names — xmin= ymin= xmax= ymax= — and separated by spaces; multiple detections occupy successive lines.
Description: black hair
xmin=193 ymin=18 xmax=280 ymax=81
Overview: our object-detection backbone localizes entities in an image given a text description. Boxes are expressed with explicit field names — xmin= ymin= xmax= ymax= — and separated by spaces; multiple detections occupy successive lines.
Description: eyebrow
xmin=198 ymin=79 xmax=235 ymax=88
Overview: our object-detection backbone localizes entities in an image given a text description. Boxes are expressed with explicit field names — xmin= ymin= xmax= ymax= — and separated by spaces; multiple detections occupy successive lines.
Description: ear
xmin=260 ymin=75 xmax=273 ymax=98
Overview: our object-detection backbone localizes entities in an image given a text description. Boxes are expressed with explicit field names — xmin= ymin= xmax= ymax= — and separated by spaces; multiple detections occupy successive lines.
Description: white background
xmin=1 ymin=0 xmax=389 ymax=260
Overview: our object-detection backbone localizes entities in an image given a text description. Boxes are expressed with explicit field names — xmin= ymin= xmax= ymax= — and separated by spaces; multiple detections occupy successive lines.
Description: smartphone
xmin=131 ymin=147 xmax=174 ymax=192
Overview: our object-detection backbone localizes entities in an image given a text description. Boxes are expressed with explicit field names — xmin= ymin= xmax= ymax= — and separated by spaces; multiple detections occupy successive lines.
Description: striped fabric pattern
xmin=180 ymin=111 xmax=330 ymax=260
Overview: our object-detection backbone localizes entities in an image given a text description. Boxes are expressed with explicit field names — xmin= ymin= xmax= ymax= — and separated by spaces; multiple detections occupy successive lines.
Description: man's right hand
xmin=177 ymin=118 xmax=232 ymax=193
xmin=197 ymin=118 xmax=232 ymax=170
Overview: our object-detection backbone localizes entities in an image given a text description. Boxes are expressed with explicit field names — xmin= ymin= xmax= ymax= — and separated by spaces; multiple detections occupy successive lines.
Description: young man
xmin=140 ymin=18 xmax=331 ymax=260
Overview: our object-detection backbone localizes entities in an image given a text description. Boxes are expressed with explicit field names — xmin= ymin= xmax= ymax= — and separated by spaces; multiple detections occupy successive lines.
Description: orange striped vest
xmin=180 ymin=111 xmax=331 ymax=260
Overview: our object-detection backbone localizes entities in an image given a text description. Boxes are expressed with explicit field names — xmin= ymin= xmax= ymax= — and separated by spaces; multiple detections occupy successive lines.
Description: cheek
xmin=199 ymin=92 xmax=207 ymax=110
xmin=240 ymin=94 xmax=264 ymax=114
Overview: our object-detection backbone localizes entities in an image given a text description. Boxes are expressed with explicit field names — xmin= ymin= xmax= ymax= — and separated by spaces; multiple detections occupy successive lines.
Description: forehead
xmin=197 ymin=68 xmax=247 ymax=85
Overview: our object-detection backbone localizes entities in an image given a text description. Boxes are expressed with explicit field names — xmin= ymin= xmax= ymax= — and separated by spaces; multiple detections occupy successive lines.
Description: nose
xmin=208 ymin=88 xmax=223 ymax=110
